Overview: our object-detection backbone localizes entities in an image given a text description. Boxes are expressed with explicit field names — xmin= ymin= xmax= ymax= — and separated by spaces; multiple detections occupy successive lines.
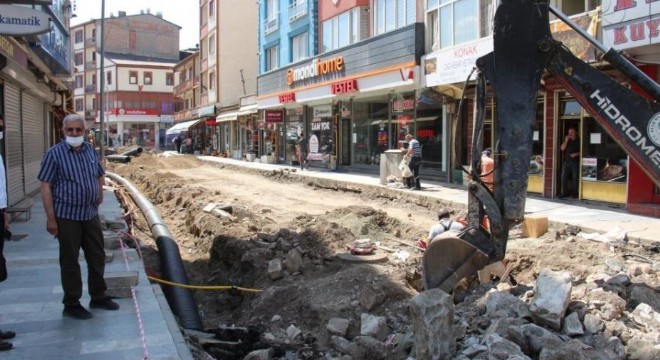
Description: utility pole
xmin=240 ymin=69 xmax=246 ymax=96
xmin=99 ymin=0 xmax=106 ymax=162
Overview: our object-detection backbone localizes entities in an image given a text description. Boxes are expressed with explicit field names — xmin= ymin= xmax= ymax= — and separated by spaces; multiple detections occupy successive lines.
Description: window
xmin=264 ymin=0 xmax=279 ymax=34
xmin=106 ymin=71 xmax=112 ymax=85
xmin=550 ymin=0 xmax=600 ymax=17
xmin=75 ymin=30 xmax=83 ymax=43
xmin=209 ymin=0 xmax=215 ymax=17
xmin=265 ymin=45 xmax=279 ymax=71
xmin=209 ymin=71 xmax=216 ymax=90
xmin=129 ymin=71 xmax=138 ymax=84
xmin=209 ymin=34 xmax=216 ymax=56
xmin=166 ymin=72 xmax=174 ymax=86
xmin=426 ymin=0 xmax=493 ymax=50
xmin=75 ymin=75 xmax=83 ymax=88
xmin=74 ymin=52 xmax=83 ymax=66
xmin=144 ymin=72 xmax=152 ymax=85
xmin=322 ymin=8 xmax=364 ymax=53
xmin=373 ymin=0 xmax=415 ymax=36
xmin=75 ymin=99 xmax=83 ymax=112
xmin=291 ymin=32 xmax=308 ymax=62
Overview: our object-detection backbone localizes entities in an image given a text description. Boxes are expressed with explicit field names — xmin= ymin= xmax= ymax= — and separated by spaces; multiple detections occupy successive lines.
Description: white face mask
xmin=66 ymin=135 xmax=84 ymax=147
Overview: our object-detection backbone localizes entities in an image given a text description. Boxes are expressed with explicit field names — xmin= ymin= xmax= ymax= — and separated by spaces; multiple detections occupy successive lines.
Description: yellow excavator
xmin=423 ymin=0 xmax=660 ymax=292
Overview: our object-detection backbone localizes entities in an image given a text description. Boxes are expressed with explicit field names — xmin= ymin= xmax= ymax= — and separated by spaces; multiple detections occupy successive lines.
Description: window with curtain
xmin=292 ymin=32 xmax=308 ymax=62
xmin=374 ymin=0 xmax=416 ymax=36
xmin=426 ymin=0 xmax=493 ymax=50
xmin=321 ymin=8 xmax=364 ymax=53
xmin=266 ymin=45 xmax=279 ymax=71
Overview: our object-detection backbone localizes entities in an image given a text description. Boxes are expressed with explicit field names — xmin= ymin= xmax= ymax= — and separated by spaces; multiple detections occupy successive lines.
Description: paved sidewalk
xmin=196 ymin=154 xmax=660 ymax=246
xmin=0 ymin=188 xmax=192 ymax=359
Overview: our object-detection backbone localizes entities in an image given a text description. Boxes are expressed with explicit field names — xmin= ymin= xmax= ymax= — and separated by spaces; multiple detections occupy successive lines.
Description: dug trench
xmin=108 ymin=152 xmax=659 ymax=360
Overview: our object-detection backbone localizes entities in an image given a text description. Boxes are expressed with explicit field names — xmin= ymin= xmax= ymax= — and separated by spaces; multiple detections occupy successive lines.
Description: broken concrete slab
xmin=530 ymin=269 xmax=573 ymax=330
xmin=409 ymin=288 xmax=455 ymax=360
xmin=562 ymin=312 xmax=584 ymax=336
xmin=327 ymin=318 xmax=350 ymax=337
xmin=360 ymin=313 xmax=388 ymax=341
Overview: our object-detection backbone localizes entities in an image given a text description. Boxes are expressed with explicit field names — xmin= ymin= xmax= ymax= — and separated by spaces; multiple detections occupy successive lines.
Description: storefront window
xmin=307 ymin=105 xmax=334 ymax=167
xmin=582 ymin=117 xmax=628 ymax=182
xmin=285 ymin=107 xmax=304 ymax=163
xmin=352 ymin=99 xmax=389 ymax=166
xmin=530 ymin=101 xmax=544 ymax=176
xmin=415 ymin=89 xmax=445 ymax=170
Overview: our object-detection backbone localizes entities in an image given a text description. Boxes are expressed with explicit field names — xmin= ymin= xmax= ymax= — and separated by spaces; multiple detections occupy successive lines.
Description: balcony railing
xmin=84 ymin=61 xmax=96 ymax=71
xmin=85 ymin=84 xmax=96 ymax=93
xmin=264 ymin=13 xmax=279 ymax=35
xmin=288 ymin=0 xmax=307 ymax=22
xmin=85 ymin=38 xmax=96 ymax=47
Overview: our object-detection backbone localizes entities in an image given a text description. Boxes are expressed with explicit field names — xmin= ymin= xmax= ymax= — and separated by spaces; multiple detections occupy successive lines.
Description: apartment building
xmin=70 ymin=10 xmax=180 ymax=148
xmin=194 ymin=0 xmax=258 ymax=157
xmin=256 ymin=0 xmax=427 ymax=171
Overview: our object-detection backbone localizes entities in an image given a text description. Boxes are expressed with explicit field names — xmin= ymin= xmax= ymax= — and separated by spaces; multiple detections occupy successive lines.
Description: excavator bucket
xmin=422 ymin=231 xmax=491 ymax=292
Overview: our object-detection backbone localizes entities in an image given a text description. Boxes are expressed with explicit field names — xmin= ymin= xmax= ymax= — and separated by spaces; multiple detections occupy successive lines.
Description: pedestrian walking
xmin=405 ymin=133 xmax=422 ymax=190
xmin=38 ymin=114 xmax=119 ymax=320
xmin=298 ymin=132 xmax=309 ymax=170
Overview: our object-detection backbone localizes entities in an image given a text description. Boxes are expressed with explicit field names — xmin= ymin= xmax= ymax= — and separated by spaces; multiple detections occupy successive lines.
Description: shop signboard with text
xmin=423 ymin=37 xmax=493 ymax=87
xmin=0 ymin=5 xmax=51 ymax=35
xmin=265 ymin=110 xmax=283 ymax=123
xmin=602 ymin=0 xmax=660 ymax=50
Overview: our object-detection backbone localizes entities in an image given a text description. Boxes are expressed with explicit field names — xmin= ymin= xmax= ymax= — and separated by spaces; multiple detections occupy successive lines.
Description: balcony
xmin=84 ymin=61 xmax=96 ymax=71
xmin=85 ymin=84 xmax=96 ymax=93
xmin=264 ymin=13 xmax=279 ymax=35
xmin=288 ymin=0 xmax=307 ymax=22
xmin=85 ymin=37 xmax=96 ymax=47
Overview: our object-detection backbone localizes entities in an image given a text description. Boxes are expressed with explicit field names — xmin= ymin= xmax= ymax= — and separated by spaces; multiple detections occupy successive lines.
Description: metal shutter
xmin=4 ymin=82 xmax=24 ymax=205
xmin=21 ymin=92 xmax=45 ymax=195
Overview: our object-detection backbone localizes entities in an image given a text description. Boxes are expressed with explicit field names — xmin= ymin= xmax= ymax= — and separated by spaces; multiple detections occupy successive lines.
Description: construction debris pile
xmin=108 ymin=153 xmax=659 ymax=360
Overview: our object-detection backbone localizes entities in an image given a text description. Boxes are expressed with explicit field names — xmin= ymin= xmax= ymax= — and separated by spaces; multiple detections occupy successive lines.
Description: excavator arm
xmin=422 ymin=0 xmax=660 ymax=292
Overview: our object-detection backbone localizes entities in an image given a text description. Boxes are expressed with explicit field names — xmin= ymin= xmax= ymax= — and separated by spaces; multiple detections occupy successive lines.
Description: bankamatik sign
xmin=0 ymin=5 xmax=51 ymax=36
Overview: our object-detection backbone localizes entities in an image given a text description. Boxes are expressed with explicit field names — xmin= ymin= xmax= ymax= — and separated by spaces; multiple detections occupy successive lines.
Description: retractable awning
xmin=165 ymin=119 xmax=204 ymax=135
xmin=216 ymin=111 xmax=239 ymax=122
xmin=238 ymin=104 xmax=258 ymax=116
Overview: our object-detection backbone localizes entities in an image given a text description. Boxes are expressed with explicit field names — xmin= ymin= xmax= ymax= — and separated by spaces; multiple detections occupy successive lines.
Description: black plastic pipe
xmin=106 ymin=172 xmax=204 ymax=331
xmin=106 ymin=155 xmax=131 ymax=163
xmin=120 ymin=147 xmax=144 ymax=157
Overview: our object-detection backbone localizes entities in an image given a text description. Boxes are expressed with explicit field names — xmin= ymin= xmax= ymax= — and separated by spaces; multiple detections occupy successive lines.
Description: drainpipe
xmin=106 ymin=172 xmax=204 ymax=330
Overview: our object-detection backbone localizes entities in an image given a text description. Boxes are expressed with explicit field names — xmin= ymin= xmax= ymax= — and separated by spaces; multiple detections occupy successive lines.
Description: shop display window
xmin=530 ymin=101 xmax=544 ymax=175
xmin=352 ymin=100 xmax=389 ymax=166
xmin=582 ymin=117 xmax=627 ymax=182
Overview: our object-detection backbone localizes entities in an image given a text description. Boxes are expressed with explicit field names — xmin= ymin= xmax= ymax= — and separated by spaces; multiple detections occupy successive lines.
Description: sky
xmin=71 ymin=0 xmax=200 ymax=49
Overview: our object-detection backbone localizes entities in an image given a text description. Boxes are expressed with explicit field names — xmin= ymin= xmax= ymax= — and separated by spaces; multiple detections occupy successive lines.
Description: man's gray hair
xmin=405 ymin=134 xmax=413 ymax=140
xmin=62 ymin=114 xmax=86 ymax=130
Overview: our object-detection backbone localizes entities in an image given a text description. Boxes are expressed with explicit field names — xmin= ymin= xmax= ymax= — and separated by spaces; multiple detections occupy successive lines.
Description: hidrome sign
xmin=0 ymin=5 xmax=51 ymax=36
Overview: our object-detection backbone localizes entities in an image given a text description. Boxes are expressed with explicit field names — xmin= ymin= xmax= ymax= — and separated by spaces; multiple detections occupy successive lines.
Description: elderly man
xmin=405 ymin=133 xmax=422 ymax=190
xmin=38 ymin=114 xmax=119 ymax=320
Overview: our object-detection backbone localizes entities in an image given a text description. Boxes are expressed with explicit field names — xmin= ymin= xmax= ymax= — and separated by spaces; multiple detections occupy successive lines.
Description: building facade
xmin=257 ymin=0 xmax=436 ymax=173
xmin=70 ymin=11 xmax=180 ymax=149
xmin=199 ymin=0 xmax=258 ymax=157
xmin=0 ymin=1 xmax=74 ymax=206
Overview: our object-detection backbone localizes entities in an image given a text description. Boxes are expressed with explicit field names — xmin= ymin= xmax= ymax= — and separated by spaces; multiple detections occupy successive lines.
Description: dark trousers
xmin=561 ymin=158 xmax=580 ymax=197
xmin=56 ymin=216 xmax=107 ymax=306
xmin=409 ymin=157 xmax=422 ymax=189
xmin=0 ymin=213 xmax=6 ymax=282
xmin=300 ymin=152 xmax=308 ymax=169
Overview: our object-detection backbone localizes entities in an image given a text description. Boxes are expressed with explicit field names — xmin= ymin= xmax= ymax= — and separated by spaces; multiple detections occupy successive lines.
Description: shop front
xmin=256 ymin=23 xmax=424 ymax=171
xmin=104 ymin=108 xmax=162 ymax=148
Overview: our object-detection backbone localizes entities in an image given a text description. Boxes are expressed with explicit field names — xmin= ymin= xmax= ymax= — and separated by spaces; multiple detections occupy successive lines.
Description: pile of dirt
xmin=107 ymin=153 xmax=659 ymax=360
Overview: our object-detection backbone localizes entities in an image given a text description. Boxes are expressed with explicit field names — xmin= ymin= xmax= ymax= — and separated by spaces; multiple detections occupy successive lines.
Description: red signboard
xmin=397 ymin=115 xmax=411 ymax=126
xmin=331 ymin=79 xmax=358 ymax=94
xmin=206 ymin=119 xmax=217 ymax=126
xmin=392 ymin=99 xmax=415 ymax=112
xmin=265 ymin=110 xmax=283 ymax=123
xmin=279 ymin=92 xmax=296 ymax=103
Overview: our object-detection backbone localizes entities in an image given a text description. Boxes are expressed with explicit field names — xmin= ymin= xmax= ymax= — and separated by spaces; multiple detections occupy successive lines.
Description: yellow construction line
xmin=147 ymin=275 xmax=263 ymax=293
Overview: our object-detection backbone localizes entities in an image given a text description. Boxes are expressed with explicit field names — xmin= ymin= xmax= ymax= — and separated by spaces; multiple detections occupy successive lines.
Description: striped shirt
xmin=38 ymin=141 xmax=104 ymax=221
xmin=409 ymin=138 xmax=422 ymax=158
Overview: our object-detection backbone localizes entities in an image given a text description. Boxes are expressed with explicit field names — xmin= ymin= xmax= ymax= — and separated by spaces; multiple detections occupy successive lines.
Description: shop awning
xmin=216 ymin=111 xmax=239 ymax=122
xmin=165 ymin=119 xmax=204 ymax=135
xmin=238 ymin=104 xmax=258 ymax=116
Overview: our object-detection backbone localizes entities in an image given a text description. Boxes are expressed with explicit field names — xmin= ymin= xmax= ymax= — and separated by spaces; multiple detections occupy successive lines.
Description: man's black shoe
xmin=63 ymin=305 xmax=93 ymax=319
xmin=90 ymin=297 xmax=119 ymax=310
